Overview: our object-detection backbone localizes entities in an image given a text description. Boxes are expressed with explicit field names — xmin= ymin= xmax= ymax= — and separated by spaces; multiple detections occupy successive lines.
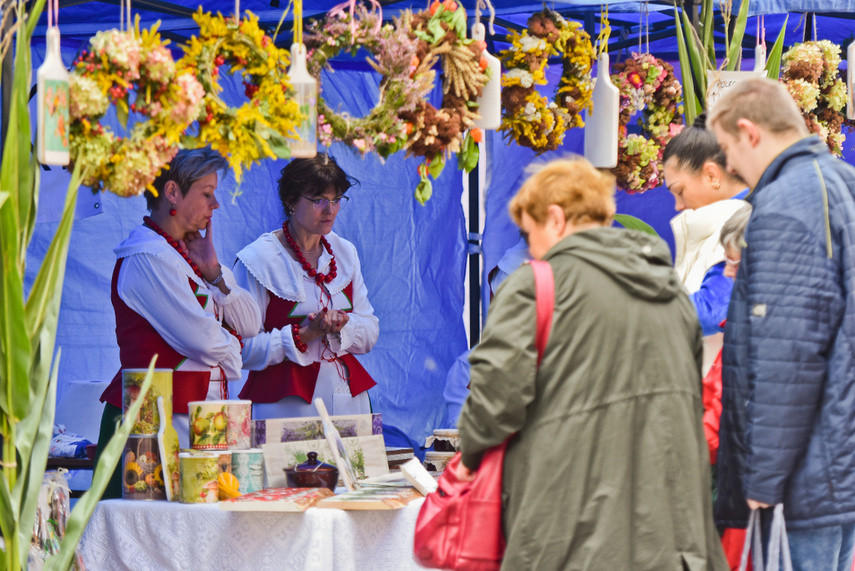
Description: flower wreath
xmin=610 ymin=53 xmax=684 ymax=194
xmin=69 ymin=22 xmax=205 ymax=197
xmin=306 ymin=0 xmax=489 ymax=204
xmin=178 ymin=9 xmax=301 ymax=181
xmin=782 ymin=40 xmax=853 ymax=156
xmin=499 ymin=10 xmax=595 ymax=153
xmin=399 ymin=0 xmax=490 ymax=202
xmin=305 ymin=3 xmax=431 ymax=158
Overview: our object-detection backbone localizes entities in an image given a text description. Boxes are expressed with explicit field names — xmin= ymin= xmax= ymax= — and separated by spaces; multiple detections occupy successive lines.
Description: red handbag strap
xmin=529 ymin=260 xmax=554 ymax=368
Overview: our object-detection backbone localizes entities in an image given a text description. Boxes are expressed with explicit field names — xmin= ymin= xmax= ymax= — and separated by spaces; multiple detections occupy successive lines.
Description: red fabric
xmin=239 ymin=283 xmax=377 ymax=404
xmin=414 ymin=260 xmax=555 ymax=570
xmin=703 ymin=349 xmax=724 ymax=464
xmin=414 ymin=445 xmax=508 ymax=571
xmin=100 ymin=258 xmax=211 ymax=414
xmin=720 ymin=528 xmax=749 ymax=571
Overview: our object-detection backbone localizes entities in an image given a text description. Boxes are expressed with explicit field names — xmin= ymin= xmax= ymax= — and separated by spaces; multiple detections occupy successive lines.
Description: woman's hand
xmin=183 ymin=219 xmax=220 ymax=281
xmin=317 ymin=309 xmax=349 ymax=335
xmin=455 ymin=460 xmax=476 ymax=482
xmin=295 ymin=309 xmax=350 ymax=346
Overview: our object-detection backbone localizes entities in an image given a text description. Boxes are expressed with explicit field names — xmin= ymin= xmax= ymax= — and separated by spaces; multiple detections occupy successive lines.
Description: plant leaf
xmin=428 ymin=155 xmax=445 ymax=179
xmin=614 ymin=213 xmax=658 ymax=236
xmin=702 ymin=0 xmax=716 ymax=69
xmin=414 ymin=178 xmax=433 ymax=205
xmin=675 ymin=9 xmax=701 ymax=122
xmin=458 ymin=132 xmax=480 ymax=173
xmin=680 ymin=7 xmax=707 ymax=106
xmin=15 ymin=344 xmax=58 ymax=563
xmin=726 ymin=0 xmax=750 ymax=71
xmin=45 ymin=358 xmax=156 ymax=571
xmin=764 ymin=16 xmax=788 ymax=80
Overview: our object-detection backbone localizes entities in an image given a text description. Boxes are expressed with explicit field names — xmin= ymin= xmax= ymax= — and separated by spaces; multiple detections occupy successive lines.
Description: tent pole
xmin=804 ymin=13 xmax=814 ymax=42
xmin=0 ymin=6 xmax=13 ymax=164
xmin=468 ymin=161 xmax=481 ymax=347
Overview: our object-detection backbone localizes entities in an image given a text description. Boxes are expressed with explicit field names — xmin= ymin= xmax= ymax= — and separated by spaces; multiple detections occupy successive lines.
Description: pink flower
xmin=669 ymin=123 xmax=684 ymax=138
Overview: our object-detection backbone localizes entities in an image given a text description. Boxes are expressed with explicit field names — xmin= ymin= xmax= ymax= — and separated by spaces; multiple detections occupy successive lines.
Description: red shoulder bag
xmin=413 ymin=260 xmax=555 ymax=570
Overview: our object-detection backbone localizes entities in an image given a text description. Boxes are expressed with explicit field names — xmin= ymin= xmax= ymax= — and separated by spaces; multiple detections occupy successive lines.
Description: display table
xmin=79 ymin=497 xmax=426 ymax=570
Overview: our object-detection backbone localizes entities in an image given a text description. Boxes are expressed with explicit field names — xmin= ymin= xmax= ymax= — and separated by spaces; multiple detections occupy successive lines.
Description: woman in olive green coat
xmin=456 ymin=158 xmax=728 ymax=571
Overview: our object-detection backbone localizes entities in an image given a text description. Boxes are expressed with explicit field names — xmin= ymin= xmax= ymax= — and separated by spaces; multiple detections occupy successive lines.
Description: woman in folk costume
xmin=663 ymin=117 xmax=749 ymax=376
xmin=456 ymin=158 xmax=727 ymax=570
xmin=233 ymin=153 xmax=379 ymax=419
xmin=96 ymin=148 xmax=262 ymax=498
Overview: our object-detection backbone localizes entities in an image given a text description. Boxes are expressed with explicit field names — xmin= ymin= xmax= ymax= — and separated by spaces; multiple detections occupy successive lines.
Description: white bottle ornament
xmin=584 ymin=52 xmax=619 ymax=169
xmin=848 ymin=42 xmax=855 ymax=120
xmin=289 ymin=42 xmax=318 ymax=159
xmin=753 ymin=44 xmax=767 ymax=74
xmin=472 ymin=22 xmax=501 ymax=130
xmin=37 ymin=27 xmax=70 ymax=166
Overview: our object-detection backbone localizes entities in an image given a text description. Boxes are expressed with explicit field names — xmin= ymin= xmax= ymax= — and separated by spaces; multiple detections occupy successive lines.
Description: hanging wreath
xmin=306 ymin=0 xmax=490 ymax=204
xmin=399 ymin=0 xmax=490 ymax=202
xmin=781 ymin=40 xmax=853 ymax=156
xmin=69 ymin=22 xmax=205 ymax=197
xmin=305 ymin=3 xmax=431 ymax=159
xmin=178 ymin=9 xmax=302 ymax=181
xmin=499 ymin=10 xmax=595 ymax=153
xmin=610 ymin=53 xmax=684 ymax=194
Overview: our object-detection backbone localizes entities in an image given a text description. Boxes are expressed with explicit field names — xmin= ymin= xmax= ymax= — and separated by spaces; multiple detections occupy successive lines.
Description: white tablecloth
xmin=79 ymin=498 xmax=426 ymax=571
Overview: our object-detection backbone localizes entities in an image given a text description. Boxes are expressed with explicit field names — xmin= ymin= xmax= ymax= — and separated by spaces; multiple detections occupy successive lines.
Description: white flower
xmin=519 ymin=36 xmax=548 ymax=53
xmin=506 ymin=68 xmax=534 ymax=89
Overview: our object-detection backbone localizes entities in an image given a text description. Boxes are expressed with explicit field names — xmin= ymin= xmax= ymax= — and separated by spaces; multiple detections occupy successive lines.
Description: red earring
xmin=169 ymin=207 xmax=177 ymax=216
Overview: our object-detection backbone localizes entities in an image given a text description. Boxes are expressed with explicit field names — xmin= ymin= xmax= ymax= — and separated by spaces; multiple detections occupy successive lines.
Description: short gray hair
xmin=720 ymin=203 xmax=753 ymax=251
xmin=145 ymin=148 xmax=229 ymax=210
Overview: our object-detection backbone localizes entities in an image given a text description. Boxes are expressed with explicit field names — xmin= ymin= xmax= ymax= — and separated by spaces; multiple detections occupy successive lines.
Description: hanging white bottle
xmin=37 ymin=26 xmax=70 ymax=166
xmin=472 ymin=22 xmax=501 ymax=130
xmin=584 ymin=52 xmax=619 ymax=169
xmin=289 ymin=42 xmax=318 ymax=158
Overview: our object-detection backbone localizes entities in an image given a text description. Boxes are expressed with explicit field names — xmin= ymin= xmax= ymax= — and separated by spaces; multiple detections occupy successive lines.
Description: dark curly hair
xmin=278 ymin=153 xmax=358 ymax=218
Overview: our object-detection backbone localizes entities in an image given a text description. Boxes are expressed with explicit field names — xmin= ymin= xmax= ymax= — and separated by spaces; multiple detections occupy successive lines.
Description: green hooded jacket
xmin=458 ymin=227 xmax=728 ymax=571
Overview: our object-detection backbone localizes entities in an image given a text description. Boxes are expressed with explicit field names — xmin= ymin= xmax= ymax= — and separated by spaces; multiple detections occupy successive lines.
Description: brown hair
xmin=509 ymin=157 xmax=616 ymax=227
xmin=707 ymin=78 xmax=809 ymax=138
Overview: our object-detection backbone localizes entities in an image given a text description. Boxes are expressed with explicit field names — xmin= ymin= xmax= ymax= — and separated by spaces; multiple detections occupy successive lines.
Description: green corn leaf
xmin=726 ymin=0 xmax=750 ymax=71
xmin=675 ymin=10 xmax=701 ymax=123
xmin=15 ymin=345 xmax=58 ymax=563
xmin=765 ymin=16 xmax=788 ymax=80
xmin=702 ymin=0 xmax=716 ymax=69
xmin=45 ymin=358 xmax=156 ymax=571
xmin=614 ymin=214 xmax=659 ymax=236
xmin=25 ymin=162 xmax=80 ymax=340
xmin=680 ymin=8 xmax=707 ymax=105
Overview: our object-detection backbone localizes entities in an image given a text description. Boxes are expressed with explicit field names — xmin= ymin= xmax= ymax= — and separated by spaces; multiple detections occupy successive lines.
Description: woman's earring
xmin=712 ymin=180 xmax=721 ymax=190
xmin=169 ymin=205 xmax=177 ymax=216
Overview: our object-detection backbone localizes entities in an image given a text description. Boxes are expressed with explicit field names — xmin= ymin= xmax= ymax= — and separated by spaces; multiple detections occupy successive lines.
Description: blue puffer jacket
xmin=716 ymin=136 xmax=855 ymax=531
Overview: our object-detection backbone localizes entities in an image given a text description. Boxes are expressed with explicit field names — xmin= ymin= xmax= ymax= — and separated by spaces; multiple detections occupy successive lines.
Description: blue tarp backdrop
xmin=17 ymin=0 xmax=855 ymax=447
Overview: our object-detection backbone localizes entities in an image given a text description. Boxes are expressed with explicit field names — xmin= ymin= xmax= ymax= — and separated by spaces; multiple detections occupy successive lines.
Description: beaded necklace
xmin=282 ymin=222 xmax=337 ymax=285
xmin=143 ymin=216 xmax=203 ymax=280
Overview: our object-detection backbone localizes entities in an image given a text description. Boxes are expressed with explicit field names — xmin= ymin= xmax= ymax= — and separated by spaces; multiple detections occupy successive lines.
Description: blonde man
xmin=709 ymin=77 xmax=855 ymax=569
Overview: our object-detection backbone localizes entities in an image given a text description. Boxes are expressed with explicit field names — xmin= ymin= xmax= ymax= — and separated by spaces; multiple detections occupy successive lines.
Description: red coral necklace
xmin=283 ymin=222 xmax=337 ymax=285
xmin=143 ymin=216 xmax=204 ymax=280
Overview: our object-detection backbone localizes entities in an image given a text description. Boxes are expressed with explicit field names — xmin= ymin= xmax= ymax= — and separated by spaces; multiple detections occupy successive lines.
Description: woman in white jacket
xmin=663 ymin=116 xmax=748 ymax=375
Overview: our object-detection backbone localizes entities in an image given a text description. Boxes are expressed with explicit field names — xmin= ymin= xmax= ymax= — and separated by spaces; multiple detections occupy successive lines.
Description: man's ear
xmin=736 ymin=118 xmax=762 ymax=147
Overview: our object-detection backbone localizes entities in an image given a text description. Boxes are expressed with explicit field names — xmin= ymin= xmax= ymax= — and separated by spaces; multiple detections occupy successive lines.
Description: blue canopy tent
xmin=5 ymin=0 xmax=855 ymax=450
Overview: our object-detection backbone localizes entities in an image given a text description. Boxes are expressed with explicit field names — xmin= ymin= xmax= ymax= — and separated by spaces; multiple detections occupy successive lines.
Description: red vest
xmin=239 ymin=282 xmax=376 ymax=403
xmin=100 ymin=258 xmax=211 ymax=414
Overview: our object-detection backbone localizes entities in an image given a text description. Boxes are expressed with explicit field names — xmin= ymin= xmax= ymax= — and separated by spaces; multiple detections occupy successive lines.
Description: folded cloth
xmin=50 ymin=424 xmax=94 ymax=459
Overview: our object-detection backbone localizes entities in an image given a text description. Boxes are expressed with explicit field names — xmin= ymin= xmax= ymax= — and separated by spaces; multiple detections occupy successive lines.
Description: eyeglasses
xmin=725 ymin=256 xmax=741 ymax=268
xmin=301 ymin=195 xmax=349 ymax=210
